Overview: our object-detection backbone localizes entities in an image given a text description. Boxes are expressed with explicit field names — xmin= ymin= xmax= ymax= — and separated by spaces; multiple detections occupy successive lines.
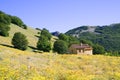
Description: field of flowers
xmin=0 ymin=45 xmax=120 ymax=80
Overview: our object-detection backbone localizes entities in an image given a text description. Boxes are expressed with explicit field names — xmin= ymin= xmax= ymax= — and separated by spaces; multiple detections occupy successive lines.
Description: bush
xmin=0 ymin=23 xmax=10 ymax=37
xmin=79 ymin=39 xmax=93 ymax=46
xmin=22 ymin=24 xmax=27 ymax=29
xmin=0 ymin=12 xmax=11 ymax=25
xmin=41 ymin=28 xmax=52 ymax=40
xmin=68 ymin=36 xmax=79 ymax=47
xmin=9 ymin=14 xmax=27 ymax=29
xmin=58 ymin=33 xmax=69 ymax=42
xmin=36 ymin=28 xmax=41 ymax=31
xmin=93 ymin=44 xmax=105 ymax=54
xmin=37 ymin=35 xmax=51 ymax=52
xmin=10 ymin=16 xmax=23 ymax=27
xmin=0 ymin=11 xmax=5 ymax=14
xmin=12 ymin=32 xmax=28 ymax=50
xmin=53 ymin=40 xmax=68 ymax=54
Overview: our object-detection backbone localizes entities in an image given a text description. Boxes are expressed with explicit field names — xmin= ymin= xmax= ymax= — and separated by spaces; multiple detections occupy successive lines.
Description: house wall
xmin=77 ymin=49 xmax=84 ymax=54
xmin=77 ymin=49 xmax=93 ymax=55
xmin=84 ymin=50 xmax=92 ymax=55
xmin=69 ymin=47 xmax=77 ymax=54
xmin=69 ymin=47 xmax=93 ymax=55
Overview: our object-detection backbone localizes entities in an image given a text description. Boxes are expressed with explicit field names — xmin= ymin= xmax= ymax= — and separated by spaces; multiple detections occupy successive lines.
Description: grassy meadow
xmin=0 ymin=24 xmax=39 ymax=47
xmin=0 ymin=45 xmax=120 ymax=80
xmin=0 ymin=23 xmax=58 ymax=52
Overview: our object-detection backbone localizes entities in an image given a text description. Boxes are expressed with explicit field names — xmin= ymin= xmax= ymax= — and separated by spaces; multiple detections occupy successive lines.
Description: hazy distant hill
xmin=66 ymin=23 xmax=120 ymax=52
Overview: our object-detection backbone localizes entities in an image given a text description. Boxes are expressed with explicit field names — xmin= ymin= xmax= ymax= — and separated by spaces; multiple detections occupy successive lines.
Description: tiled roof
xmin=70 ymin=44 xmax=92 ymax=49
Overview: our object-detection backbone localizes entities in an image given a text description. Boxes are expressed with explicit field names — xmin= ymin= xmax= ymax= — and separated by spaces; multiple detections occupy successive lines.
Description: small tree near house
xmin=53 ymin=40 xmax=68 ymax=54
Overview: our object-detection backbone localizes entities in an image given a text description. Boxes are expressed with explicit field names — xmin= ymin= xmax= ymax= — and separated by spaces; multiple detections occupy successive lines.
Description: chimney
xmin=80 ymin=43 xmax=82 ymax=46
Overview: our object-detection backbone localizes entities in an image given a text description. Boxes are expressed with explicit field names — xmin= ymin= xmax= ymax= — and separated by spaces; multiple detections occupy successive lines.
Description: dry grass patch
xmin=0 ymin=45 xmax=120 ymax=79
xmin=0 ymin=24 xmax=39 ymax=47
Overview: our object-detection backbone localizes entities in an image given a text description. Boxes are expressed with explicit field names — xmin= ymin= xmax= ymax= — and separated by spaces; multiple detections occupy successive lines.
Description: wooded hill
xmin=66 ymin=24 xmax=120 ymax=53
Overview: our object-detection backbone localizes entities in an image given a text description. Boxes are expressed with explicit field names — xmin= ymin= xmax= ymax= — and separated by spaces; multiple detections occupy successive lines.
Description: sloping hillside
xmin=0 ymin=45 xmax=120 ymax=80
xmin=65 ymin=23 xmax=120 ymax=52
xmin=0 ymin=23 xmax=39 ymax=48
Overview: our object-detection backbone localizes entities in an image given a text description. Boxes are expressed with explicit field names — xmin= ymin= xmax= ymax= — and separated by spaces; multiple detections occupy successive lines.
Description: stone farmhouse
xmin=69 ymin=43 xmax=93 ymax=55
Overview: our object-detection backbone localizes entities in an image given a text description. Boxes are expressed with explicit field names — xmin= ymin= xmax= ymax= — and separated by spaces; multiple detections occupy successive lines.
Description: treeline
xmin=36 ymin=29 xmax=105 ymax=54
xmin=36 ymin=29 xmax=79 ymax=54
xmin=10 ymin=27 xmax=104 ymax=55
xmin=0 ymin=11 xmax=27 ymax=37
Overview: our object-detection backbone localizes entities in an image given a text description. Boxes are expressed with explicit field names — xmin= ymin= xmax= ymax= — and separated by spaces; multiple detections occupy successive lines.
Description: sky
xmin=0 ymin=0 xmax=120 ymax=33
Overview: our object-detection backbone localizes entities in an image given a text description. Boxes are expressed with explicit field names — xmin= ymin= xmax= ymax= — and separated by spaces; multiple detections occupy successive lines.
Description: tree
xmin=58 ymin=33 xmax=69 ymax=42
xmin=68 ymin=36 xmax=79 ymax=47
xmin=0 ymin=23 xmax=10 ymax=37
xmin=10 ymin=16 xmax=23 ymax=27
xmin=79 ymin=39 xmax=93 ymax=46
xmin=41 ymin=28 xmax=52 ymax=40
xmin=37 ymin=35 xmax=51 ymax=52
xmin=0 ymin=11 xmax=5 ymax=14
xmin=12 ymin=32 xmax=28 ymax=50
xmin=0 ymin=13 xmax=11 ymax=25
xmin=0 ymin=11 xmax=11 ymax=37
xmin=93 ymin=44 xmax=105 ymax=54
xmin=22 ymin=24 xmax=27 ymax=29
xmin=53 ymin=40 xmax=68 ymax=54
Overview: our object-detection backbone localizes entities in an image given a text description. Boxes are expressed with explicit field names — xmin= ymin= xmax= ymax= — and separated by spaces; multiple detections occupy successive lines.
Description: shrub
xmin=0 ymin=11 xmax=5 ymax=14
xmin=68 ymin=36 xmax=79 ymax=47
xmin=93 ymin=44 xmax=105 ymax=54
xmin=37 ymin=35 xmax=51 ymax=52
xmin=0 ymin=23 xmax=10 ymax=37
xmin=9 ymin=14 xmax=27 ymax=29
xmin=0 ymin=12 xmax=11 ymax=25
xmin=10 ymin=16 xmax=23 ymax=27
xmin=22 ymin=24 xmax=27 ymax=29
xmin=41 ymin=28 xmax=52 ymax=40
xmin=79 ymin=39 xmax=93 ymax=46
xmin=58 ymin=33 xmax=69 ymax=42
xmin=53 ymin=40 xmax=68 ymax=54
xmin=12 ymin=32 xmax=28 ymax=50
xmin=36 ymin=28 xmax=41 ymax=31
xmin=58 ymin=34 xmax=80 ymax=47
